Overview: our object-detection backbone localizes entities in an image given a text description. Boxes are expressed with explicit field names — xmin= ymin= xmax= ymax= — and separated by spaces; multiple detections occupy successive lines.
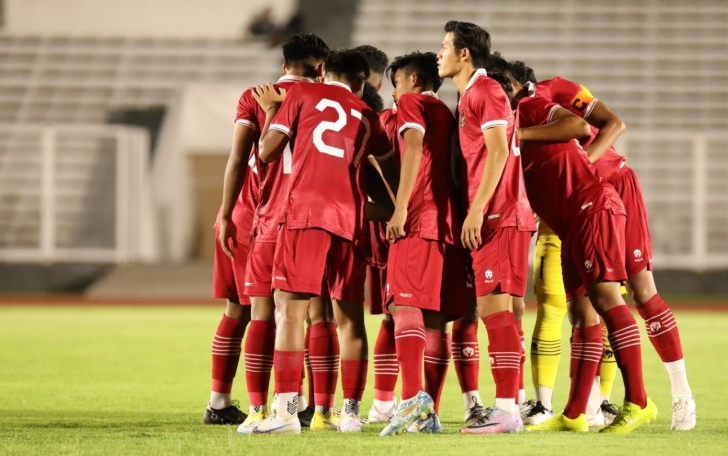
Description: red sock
xmin=308 ymin=322 xmax=339 ymax=408
xmin=373 ymin=319 xmax=398 ymax=401
xmin=424 ymin=330 xmax=451 ymax=413
xmin=482 ymin=311 xmax=520 ymax=401
xmin=636 ymin=293 xmax=683 ymax=362
xmin=243 ymin=320 xmax=275 ymax=406
xmin=392 ymin=308 xmax=426 ymax=400
xmin=451 ymin=318 xmax=479 ymax=393
xmin=563 ymin=324 xmax=603 ymax=419
xmin=304 ymin=326 xmax=314 ymax=406
xmin=274 ymin=350 xmax=304 ymax=394
xmin=341 ymin=359 xmax=368 ymax=401
xmin=211 ymin=314 xmax=247 ymax=394
xmin=603 ymin=305 xmax=647 ymax=407
xmin=515 ymin=318 xmax=525 ymax=394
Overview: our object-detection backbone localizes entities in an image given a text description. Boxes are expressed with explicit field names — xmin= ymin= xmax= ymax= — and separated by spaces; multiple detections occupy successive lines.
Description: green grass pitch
xmin=0 ymin=304 xmax=725 ymax=455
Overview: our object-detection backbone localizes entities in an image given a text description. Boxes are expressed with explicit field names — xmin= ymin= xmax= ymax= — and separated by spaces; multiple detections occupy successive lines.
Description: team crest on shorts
xmin=460 ymin=109 xmax=466 ymax=127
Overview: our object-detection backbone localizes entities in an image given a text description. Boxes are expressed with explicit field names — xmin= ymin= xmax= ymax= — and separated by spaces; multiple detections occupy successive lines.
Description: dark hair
xmin=485 ymin=51 xmax=512 ymax=78
xmin=282 ymin=33 xmax=329 ymax=66
xmin=488 ymin=72 xmax=513 ymax=102
xmin=510 ymin=60 xmax=537 ymax=84
xmin=325 ymin=49 xmax=370 ymax=81
xmin=361 ymin=82 xmax=384 ymax=112
xmin=352 ymin=45 xmax=389 ymax=75
xmin=387 ymin=51 xmax=443 ymax=92
xmin=443 ymin=21 xmax=490 ymax=68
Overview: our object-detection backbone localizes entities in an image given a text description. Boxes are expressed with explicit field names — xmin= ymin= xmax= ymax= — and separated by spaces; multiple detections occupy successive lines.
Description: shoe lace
xmin=527 ymin=402 xmax=548 ymax=417
xmin=230 ymin=399 xmax=242 ymax=410
xmin=468 ymin=402 xmax=486 ymax=419
xmin=672 ymin=399 xmax=689 ymax=422
xmin=610 ymin=404 xmax=636 ymax=426
xmin=600 ymin=400 xmax=618 ymax=416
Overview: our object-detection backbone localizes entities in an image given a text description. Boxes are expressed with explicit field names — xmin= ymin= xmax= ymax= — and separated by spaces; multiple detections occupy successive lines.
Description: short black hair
xmin=282 ymin=33 xmax=329 ymax=66
xmin=510 ymin=60 xmax=537 ymax=84
xmin=352 ymin=45 xmax=389 ymax=75
xmin=361 ymin=82 xmax=384 ymax=112
xmin=443 ymin=21 xmax=490 ymax=68
xmin=325 ymin=49 xmax=370 ymax=81
xmin=485 ymin=51 xmax=512 ymax=78
xmin=387 ymin=51 xmax=443 ymax=92
xmin=488 ymin=72 xmax=513 ymax=102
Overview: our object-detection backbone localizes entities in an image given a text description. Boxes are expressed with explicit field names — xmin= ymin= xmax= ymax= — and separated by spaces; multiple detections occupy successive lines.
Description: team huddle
xmin=203 ymin=21 xmax=696 ymax=436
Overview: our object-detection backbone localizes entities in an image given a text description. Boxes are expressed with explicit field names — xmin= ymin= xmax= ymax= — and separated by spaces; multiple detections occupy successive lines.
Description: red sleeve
xmin=517 ymin=97 xmax=560 ymax=128
xmin=269 ymin=83 xmax=304 ymax=137
xmin=396 ymin=93 xmax=426 ymax=138
xmin=549 ymin=77 xmax=598 ymax=119
xmin=235 ymin=88 xmax=259 ymax=131
xmin=367 ymin=109 xmax=395 ymax=158
xmin=471 ymin=78 xmax=511 ymax=131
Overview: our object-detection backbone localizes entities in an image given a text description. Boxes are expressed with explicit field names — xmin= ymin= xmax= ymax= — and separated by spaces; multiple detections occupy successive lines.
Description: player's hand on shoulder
xmin=252 ymin=83 xmax=287 ymax=111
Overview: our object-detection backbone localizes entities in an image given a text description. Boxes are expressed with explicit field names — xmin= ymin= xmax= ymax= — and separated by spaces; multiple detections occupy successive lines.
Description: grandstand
xmin=0 ymin=0 xmax=727 ymax=293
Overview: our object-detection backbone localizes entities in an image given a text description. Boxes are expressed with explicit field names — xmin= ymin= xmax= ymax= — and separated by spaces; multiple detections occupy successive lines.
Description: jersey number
xmin=312 ymin=98 xmax=368 ymax=166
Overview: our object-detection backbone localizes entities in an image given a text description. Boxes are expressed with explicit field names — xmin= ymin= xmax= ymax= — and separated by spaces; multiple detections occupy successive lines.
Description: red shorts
xmin=470 ymin=226 xmax=530 ymax=297
xmin=244 ymin=236 xmax=276 ymax=298
xmin=611 ymin=166 xmax=653 ymax=276
xmin=440 ymin=244 xmax=474 ymax=321
xmin=385 ymin=237 xmax=446 ymax=312
xmin=272 ymin=227 xmax=367 ymax=302
xmin=212 ymin=228 xmax=251 ymax=305
xmin=366 ymin=264 xmax=387 ymax=315
xmin=561 ymin=210 xmax=628 ymax=301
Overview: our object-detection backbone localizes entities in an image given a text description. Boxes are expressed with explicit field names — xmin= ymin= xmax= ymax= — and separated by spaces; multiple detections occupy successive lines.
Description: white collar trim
xmin=325 ymin=81 xmax=352 ymax=92
xmin=463 ymin=68 xmax=488 ymax=93
xmin=277 ymin=75 xmax=314 ymax=83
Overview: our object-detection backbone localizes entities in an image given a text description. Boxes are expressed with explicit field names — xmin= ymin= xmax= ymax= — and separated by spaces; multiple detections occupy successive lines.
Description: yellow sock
xmin=599 ymin=320 xmax=617 ymax=399
xmin=531 ymin=294 xmax=567 ymax=391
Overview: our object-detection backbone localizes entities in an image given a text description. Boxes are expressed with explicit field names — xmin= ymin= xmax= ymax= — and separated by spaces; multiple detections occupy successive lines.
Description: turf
xmin=0 ymin=305 xmax=725 ymax=455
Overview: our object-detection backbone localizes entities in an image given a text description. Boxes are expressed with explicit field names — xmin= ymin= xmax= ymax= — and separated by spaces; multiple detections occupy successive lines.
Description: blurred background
xmin=0 ymin=0 xmax=726 ymax=298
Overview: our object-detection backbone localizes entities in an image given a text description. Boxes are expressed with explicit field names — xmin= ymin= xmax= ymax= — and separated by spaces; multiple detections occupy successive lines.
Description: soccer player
xmin=513 ymin=90 xmax=657 ymax=433
xmin=485 ymin=53 xmax=619 ymax=427
xmin=232 ymin=33 xmax=331 ymax=434
xmin=251 ymin=49 xmax=397 ymax=434
xmin=436 ymin=21 xmax=536 ymax=434
xmin=503 ymin=57 xmax=695 ymax=431
xmin=377 ymin=51 xmax=461 ymax=436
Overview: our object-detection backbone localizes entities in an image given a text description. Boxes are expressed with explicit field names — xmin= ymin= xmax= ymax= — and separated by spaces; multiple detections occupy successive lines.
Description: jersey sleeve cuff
xmin=236 ymin=119 xmax=257 ymax=131
xmin=269 ymin=124 xmax=291 ymax=137
xmin=481 ymin=119 xmax=508 ymax=130
xmin=398 ymin=122 xmax=425 ymax=138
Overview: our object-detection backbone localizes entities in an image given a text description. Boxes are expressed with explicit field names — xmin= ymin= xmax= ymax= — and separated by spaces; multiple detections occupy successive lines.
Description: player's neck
xmin=452 ymin=65 xmax=477 ymax=95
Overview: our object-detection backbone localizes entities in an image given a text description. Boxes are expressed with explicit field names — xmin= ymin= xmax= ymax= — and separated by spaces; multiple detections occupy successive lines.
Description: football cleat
xmin=380 ymin=391 xmax=435 ymax=437
xmin=600 ymin=400 xmax=619 ymax=426
xmin=463 ymin=402 xmax=488 ymax=426
xmin=339 ymin=415 xmax=364 ymax=433
xmin=600 ymin=398 xmax=658 ymax=434
xmin=297 ymin=406 xmax=315 ymax=428
xmin=367 ymin=401 xmax=397 ymax=423
xmin=310 ymin=410 xmax=339 ymax=431
xmin=519 ymin=399 xmax=536 ymax=419
xmin=203 ymin=400 xmax=247 ymax=425
xmin=237 ymin=409 xmax=268 ymax=434
xmin=522 ymin=401 xmax=554 ymax=425
xmin=460 ymin=407 xmax=523 ymax=434
xmin=670 ymin=398 xmax=696 ymax=431
xmin=526 ymin=413 xmax=588 ymax=432
xmin=249 ymin=413 xmax=301 ymax=434
xmin=407 ymin=412 xmax=443 ymax=434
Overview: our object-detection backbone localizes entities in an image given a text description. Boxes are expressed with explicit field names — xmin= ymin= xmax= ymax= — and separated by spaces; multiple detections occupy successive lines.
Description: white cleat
xmin=339 ymin=415 xmax=364 ymax=433
xmin=367 ymin=401 xmax=396 ymax=423
xmin=523 ymin=401 xmax=554 ymax=425
xmin=586 ymin=409 xmax=606 ymax=428
xmin=249 ymin=413 xmax=301 ymax=435
xmin=671 ymin=398 xmax=696 ymax=431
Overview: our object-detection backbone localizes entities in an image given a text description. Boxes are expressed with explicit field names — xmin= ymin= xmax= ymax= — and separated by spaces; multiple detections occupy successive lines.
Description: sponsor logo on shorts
xmin=245 ymin=282 xmax=254 ymax=286
xmin=634 ymin=249 xmax=644 ymax=262
xmin=484 ymin=270 xmax=494 ymax=283
xmin=580 ymin=201 xmax=593 ymax=210
xmin=487 ymin=214 xmax=500 ymax=220
xmin=584 ymin=260 xmax=593 ymax=272
xmin=399 ymin=293 xmax=413 ymax=298
xmin=274 ymin=276 xmax=287 ymax=281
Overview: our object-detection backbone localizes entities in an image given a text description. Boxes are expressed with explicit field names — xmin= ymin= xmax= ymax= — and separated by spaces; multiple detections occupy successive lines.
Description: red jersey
xmin=213 ymin=87 xmax=263 ymax=244
xmin=270 ymin=81 xmax=393 ymax=244
xmin=251 ymin=76 xmax=313 ymax=242
xmin=396 ymin=91 xmax=461 ymax=244
xmin=516 ymin=96 xmax=625 ymax=239
xmin=457 ymin=69 xmax=535 ymax=231
xmin=534 ymin=77 xmax=626 ymax=182
xmin=380 ymin=107 xmax=400 ymax=158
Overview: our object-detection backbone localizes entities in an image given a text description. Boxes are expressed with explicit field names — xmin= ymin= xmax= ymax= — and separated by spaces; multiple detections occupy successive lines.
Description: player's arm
xmin=367 ymin=153 xmax=398 ymax=204
xmin=386 ymin=128 xmax=423 ymax=242
xmin=462 ymin=126 xmax=509 ymax=250
xmin=218 ymin=124 xmax=256 ymax=259
xmin=252 ymin=83 xmax=289 ymax=163
xmin=583 ymin=100 xmax=626 ymax=163
xmin=517 ymin=107 xmax=591 ymax=142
